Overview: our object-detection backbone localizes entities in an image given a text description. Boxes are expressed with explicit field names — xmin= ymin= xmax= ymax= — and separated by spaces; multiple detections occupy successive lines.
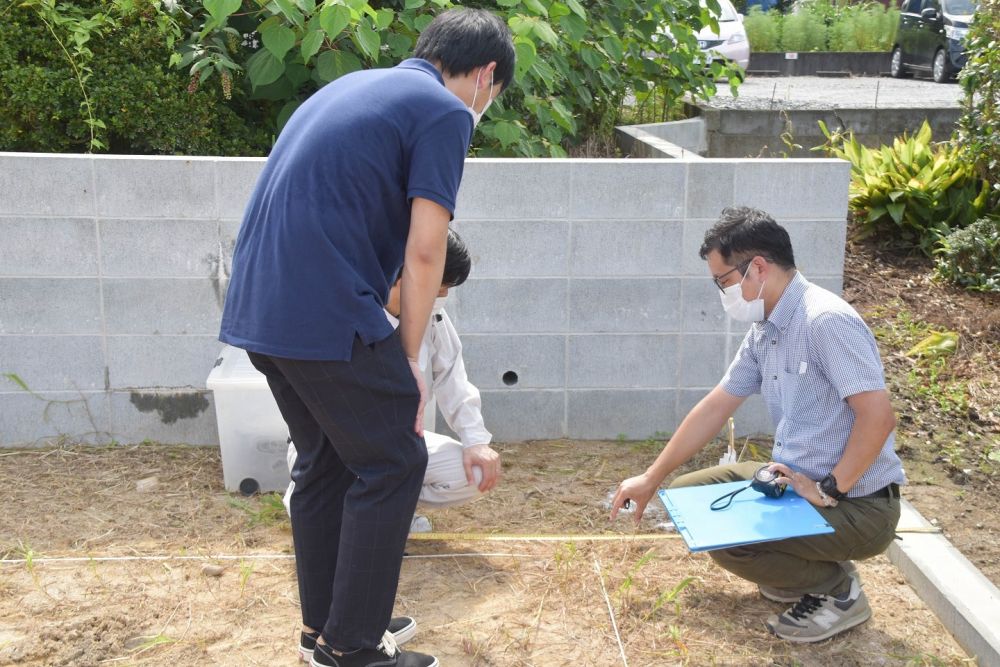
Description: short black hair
xmin=699 ymin=207 xmax=796 ymax=270
xmin=443 ymin=228 xmax=472 ymax=288
xmin=394 ymin=228 xmax=472 ymax=287
xmin=414 ymin=8 xmax=516 ymax=93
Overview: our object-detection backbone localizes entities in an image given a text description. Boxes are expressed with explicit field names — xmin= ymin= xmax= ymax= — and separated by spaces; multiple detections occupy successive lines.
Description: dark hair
xmin=394 ymin=228 xmax=472 ymax=287
xmin=414 ymin=8 xmax=516 ymax=93
xmin=443 ymin=228 xmax=472 ymax=287
xmin=699 ymin=206 xmax=796 ymax=270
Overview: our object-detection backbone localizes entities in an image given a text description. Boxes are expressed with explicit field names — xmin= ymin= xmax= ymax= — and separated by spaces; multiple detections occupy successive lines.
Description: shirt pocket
xmin=780 ymin=366 xmax=822 ymax=426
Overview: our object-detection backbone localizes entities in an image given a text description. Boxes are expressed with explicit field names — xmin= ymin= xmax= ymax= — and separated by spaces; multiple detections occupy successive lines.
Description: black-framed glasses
xmin=712 ymin=259 xmax=752 ymax=292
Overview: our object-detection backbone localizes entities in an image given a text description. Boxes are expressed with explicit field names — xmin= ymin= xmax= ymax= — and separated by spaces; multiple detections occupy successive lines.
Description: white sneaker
xmin=409 ymin=515 xmax=432 ymax=533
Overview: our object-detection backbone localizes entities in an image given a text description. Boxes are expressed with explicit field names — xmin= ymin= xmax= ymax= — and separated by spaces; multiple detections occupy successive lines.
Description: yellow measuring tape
xmin=408 ymin=532 xmax=682 ymax=543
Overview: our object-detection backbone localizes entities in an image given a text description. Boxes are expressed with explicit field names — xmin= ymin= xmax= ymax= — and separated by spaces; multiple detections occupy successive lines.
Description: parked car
xmin=696 ymin=0 xmax=751 ymax=70
xmin=890 ymin=0 xmax=976 ymax=82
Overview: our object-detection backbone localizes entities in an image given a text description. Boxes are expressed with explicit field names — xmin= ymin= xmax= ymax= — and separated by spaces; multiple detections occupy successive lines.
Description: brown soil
xmin=0 ymin=443 xmax=975 ymax=666
xmin=842 ymin=239 xmax=1000 ymax=586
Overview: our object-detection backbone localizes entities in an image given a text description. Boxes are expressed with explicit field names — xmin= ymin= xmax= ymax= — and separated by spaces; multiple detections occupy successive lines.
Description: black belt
xmin=857 ymin=483 xmax=900 ymax=499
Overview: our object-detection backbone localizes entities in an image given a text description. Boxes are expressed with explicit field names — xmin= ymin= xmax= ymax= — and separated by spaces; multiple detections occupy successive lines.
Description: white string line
xmin=0 ymin=552 xmax=533 ymax=566
xmin=593 ymin=556 xmax=629 ymax=667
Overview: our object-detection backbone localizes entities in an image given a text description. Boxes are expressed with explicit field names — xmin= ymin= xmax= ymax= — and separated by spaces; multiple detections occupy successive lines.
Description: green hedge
xmin=743 ymin=1 xmax=898 ymax=53
xmin=0 ymin=0 xmax=271 ymax=155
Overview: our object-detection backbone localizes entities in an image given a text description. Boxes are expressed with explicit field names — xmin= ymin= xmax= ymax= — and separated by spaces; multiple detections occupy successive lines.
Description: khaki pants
xmin=670 ymin=462 xmax=900 ymax=595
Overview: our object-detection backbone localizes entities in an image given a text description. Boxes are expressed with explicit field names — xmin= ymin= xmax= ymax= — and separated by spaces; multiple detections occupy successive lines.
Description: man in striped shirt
xmin=611 ymin=206 xmax=906 ymax=643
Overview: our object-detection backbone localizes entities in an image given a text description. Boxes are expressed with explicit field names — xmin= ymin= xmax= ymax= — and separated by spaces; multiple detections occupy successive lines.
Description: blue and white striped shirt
xmin=721 ymin=272 xmax=906 ymax=497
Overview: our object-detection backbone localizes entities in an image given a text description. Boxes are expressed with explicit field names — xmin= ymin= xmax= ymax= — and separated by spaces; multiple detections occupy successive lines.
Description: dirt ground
xmin=842 ymin=240 xmax=1000 ymax=588
xmin=0 ymin=443 xmax=975 ymax=666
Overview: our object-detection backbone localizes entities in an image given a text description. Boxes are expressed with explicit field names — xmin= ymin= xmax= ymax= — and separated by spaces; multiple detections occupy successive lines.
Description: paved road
xmin=707 ymin=76 xmax=964 ymax=110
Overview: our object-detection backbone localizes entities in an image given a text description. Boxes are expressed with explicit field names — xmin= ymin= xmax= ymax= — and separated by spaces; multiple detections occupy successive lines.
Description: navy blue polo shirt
xmin=220 ymin=59 xmax=473 ymax=360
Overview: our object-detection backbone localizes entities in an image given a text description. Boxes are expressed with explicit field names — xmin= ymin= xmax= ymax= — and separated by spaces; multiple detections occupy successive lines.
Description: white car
xmin=697 ymin=0 xmax=750 ymax=70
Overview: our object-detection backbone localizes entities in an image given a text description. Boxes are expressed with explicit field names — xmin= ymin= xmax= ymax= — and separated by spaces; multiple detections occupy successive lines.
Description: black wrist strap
xmin=709 ymin=482 xmax=753 ymax=511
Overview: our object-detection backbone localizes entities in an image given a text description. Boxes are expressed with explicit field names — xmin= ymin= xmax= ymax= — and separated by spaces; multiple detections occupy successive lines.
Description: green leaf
xmin=558 ymin=13 xmax=587 ymax=42
xmin=354 ymin=21 xmax=380 ymax=60
xmin=886 ymin=202 xmax=905 ymax=224
xmin=532 ymin=20 xmax=558 ymax=46
xmin=261 ymin=22 xmax=296 ymax=60
xmin=320 ymin=3 xmax=352 ymax=38
xmin=906 ymin=331 xmax=959 ymax=359
xmin=374 ymin=8 xmax=394 ymax=29
xmin=404 ymin=0 xmax=425 ymax=7
xmin=3 ymin=373 xmax=30 ymax=392
xmin=274 ymin=0 xmax=305 ymax=27
xmin=300 ymin=29 xmax=325 ymax=61
xmin=522 ymin=0 xmax=547 ymax=16
xmin=277 ymin=99 xmax=303 ymax=130
xmin=565 ymin=0 xmax=585 ymax=18
xmin=386 ymin=32 xmax=413 ymax=57
xmin=493 ymin=120 xmax=522 ymax=148
xmin=316 ymin=49 xmax=362 ymax=82
xmin=513 ymin=38 xmax=536 ymax=79
xmin=204 ymin=0 xmax=241 ymax=22
xmin=247 ymin=48 xmax=286 ymax=87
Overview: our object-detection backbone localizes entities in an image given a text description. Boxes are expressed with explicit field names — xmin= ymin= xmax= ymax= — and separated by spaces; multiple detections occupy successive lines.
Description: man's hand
xmin=769 ymin=462 xmax=827 ymax=508
xmin=610 ymin=473 xmax=659 ymax=524
xmin=463 ymin=444 xmax=500 ymax=492
xmin=408 ymin=358 xmax=428 ymax=436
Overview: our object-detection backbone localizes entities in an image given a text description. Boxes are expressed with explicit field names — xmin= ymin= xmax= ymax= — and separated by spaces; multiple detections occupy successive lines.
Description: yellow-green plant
xmin=818 ymin=121 xmax=990 ymax=256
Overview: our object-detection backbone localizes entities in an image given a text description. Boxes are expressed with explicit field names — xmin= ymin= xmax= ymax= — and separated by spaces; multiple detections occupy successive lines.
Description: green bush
xmin=0 ymin=0 xmax=271 ymax=155
xmin=173 ymin=0 xmax=742 ymax=158
xmin=779 ymin=9 xmax=827 ymax=51
xmin=745 ymin=1 xmax=898 ymax=52
xmin=828 ymin=4 xmax=898 ymax=51
xmin=743 ymin=7 xmax=782 ymax=52
xmin=934 ymin=217 xmax=1000 ymax=292
xmin=818 ymin=121 xmax=991 ymax=256
xmin=958 ymin=0 xmax=1000 ymax=205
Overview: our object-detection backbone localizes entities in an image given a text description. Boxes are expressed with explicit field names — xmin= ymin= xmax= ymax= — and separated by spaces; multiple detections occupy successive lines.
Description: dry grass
xmin=0 ymin=442 xmax=976 ymax=666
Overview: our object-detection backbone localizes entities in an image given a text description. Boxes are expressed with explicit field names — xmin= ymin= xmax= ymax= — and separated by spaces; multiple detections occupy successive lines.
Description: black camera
xmin=750 ymin=466 xmax=786 ymax=499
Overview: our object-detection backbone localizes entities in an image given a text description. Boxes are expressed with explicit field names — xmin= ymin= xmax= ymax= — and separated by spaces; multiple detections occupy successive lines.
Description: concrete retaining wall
xmin=0 ymin=153 xmax=849 ymax=445
xmin=690 ymin=105 xmax=961 ymax=157
xmin=748 ymin=52 xmax=892 ymax=77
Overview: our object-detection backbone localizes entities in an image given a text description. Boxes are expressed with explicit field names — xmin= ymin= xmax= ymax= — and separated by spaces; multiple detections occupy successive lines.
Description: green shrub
xmin=172 ymin=0 xmax=743 ymax=158
xmin=958 ymin=0 xmax=1000 ymax=205
xmin=818 ymin=121 xmax=991 ymax=256
xmin=934 ymin=217 xmax=1000 ymax=292
xmin=829 ymin=4 xmax=899 ymax=51
xmin=0 ymin=0 xmax=271 ymax=155
xmin=744 ymin=7 xmax=782 ymax=51
xmin=779 ymin=9 xmax=827 ymax=52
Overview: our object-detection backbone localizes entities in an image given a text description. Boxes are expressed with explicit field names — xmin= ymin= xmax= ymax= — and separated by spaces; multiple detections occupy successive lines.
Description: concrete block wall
xmin=0 ymin=153 xmax=849 ymax=446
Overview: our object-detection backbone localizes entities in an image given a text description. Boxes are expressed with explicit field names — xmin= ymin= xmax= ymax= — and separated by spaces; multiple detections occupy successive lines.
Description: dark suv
xmin=890 ymin=0 xmax=976 ymax=82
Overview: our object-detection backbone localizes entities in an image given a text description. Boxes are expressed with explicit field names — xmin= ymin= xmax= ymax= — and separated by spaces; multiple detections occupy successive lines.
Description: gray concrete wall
xmin=0 ymin=153 xmax=849 ymax=446
xmin=694 ymin=106 xmax=961 ymax=158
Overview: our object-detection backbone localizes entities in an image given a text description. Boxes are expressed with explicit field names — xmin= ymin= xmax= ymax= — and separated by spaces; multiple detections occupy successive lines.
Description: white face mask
xmin=468 ymin=68 xmax=494 ymax=127
xmin=719 ymin=265 xmax=765 ymax=322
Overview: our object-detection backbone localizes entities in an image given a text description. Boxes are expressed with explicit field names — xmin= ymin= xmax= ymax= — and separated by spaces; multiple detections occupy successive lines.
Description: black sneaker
xmin=310 ymin=630 xmax=438 ymax=667
xmin=299 ymin=617 xmax=417 ymax=662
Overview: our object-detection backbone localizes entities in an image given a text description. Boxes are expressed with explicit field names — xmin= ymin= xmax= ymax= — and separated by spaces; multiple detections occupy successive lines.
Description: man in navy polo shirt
xmin=220 ymin=9 xmax=514 ymax=667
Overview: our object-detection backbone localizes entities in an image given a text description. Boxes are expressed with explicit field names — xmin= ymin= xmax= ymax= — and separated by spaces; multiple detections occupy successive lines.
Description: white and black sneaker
xmin=310 ymin=630 xmax=438 ymax=667
xmin=765 ymin=576 xmax=871 ymax=643
xmin=299 ymin=617 xmax=417 ymax=662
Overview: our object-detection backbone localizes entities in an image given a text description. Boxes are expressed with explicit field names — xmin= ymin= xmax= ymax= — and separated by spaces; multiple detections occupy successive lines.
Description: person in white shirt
xmin=284 ymin=230 xmax=500 ymax=530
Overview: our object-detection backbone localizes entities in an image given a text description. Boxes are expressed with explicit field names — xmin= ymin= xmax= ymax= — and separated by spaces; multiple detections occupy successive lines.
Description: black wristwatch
xmin=819 ymin=474 xmax=847 ymax=500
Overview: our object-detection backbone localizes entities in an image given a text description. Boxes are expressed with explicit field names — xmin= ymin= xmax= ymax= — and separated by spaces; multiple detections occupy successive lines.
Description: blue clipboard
xmin=658 ymin=481 xmax=834 ymax=553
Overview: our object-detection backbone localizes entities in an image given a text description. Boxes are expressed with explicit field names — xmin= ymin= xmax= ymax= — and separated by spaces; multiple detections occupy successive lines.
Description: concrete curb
xmin=887 ymin=499 xmax=1000 ymax=666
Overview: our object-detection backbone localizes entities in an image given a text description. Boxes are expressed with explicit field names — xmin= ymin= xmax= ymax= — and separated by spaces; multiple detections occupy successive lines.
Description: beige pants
xmin=283 ymin=431 xmax=481 ymax=513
